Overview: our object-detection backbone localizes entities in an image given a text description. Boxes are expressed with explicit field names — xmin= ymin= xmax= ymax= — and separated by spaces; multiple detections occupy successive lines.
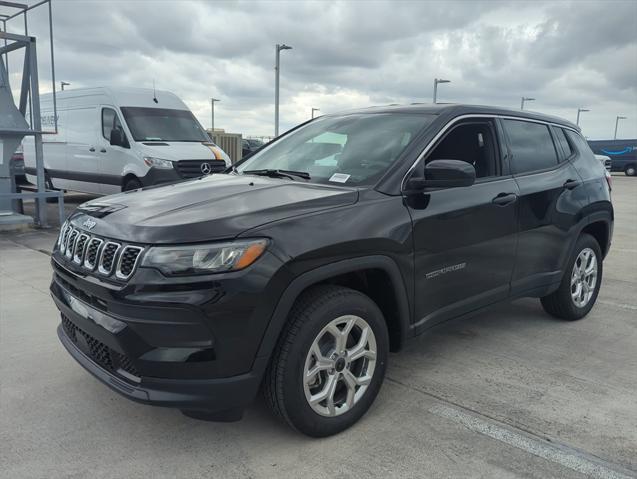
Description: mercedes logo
xmin=200 ymin=163 xmax=212 ymax=175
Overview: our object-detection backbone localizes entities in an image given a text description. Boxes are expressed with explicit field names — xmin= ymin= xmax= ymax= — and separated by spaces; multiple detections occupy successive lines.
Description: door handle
xmin=563 ymin=179 xmax=581 ymax=190
xmin=89 ymin=147 xmax=95 ymax=152
xmin=100 ymin=148 xmax=107 ymax=153
xmin=492 ymin=192 xmax=518 ymax=206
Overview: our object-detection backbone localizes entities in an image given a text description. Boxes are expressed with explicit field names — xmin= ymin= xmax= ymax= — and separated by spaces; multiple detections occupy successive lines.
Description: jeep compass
xmin=52 ymin=104 xmax=613 ymax=437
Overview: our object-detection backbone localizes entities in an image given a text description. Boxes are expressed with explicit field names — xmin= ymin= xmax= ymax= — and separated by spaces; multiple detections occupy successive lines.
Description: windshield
xmin=121 ymin=107 xmax=210 ymax=142
xmin=237 ymin=113 xmax=434 ymax=186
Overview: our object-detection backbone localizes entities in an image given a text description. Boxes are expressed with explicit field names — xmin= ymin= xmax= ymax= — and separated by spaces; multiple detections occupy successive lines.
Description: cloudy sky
xmin=5 ymin=0 xmax=637 ymax=140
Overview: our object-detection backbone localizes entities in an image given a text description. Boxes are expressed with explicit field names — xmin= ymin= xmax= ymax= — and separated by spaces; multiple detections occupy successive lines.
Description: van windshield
xmin=237 ymin=113 xmax=434 ymax=186
xmin=120 ymin=107 xmax=210 ymax=142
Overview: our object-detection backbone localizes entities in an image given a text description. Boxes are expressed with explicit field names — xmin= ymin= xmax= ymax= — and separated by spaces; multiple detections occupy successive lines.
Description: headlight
xmin=143 ymin=157 xmax=174 ymax=169
xmin=141 ymin=239 xmax=268 ymax=276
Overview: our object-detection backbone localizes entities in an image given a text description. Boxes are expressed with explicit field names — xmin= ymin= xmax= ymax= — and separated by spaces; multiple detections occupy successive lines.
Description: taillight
xmin=605 ymin=170 xmax=612 ymax=192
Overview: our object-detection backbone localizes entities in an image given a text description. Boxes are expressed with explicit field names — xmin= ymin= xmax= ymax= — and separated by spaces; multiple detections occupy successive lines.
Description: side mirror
xmin=110 ymin=128 xmax=126 ymax=147
xmin=404 ymin=159 xmax=476 ymax=194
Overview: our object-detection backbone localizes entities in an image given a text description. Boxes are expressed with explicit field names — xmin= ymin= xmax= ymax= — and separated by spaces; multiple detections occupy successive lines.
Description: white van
xmin=24 ymin=87 xmax=231 ymax=194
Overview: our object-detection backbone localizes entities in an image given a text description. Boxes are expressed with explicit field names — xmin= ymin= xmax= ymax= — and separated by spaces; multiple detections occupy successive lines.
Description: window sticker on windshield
xmin=329 ymin=173 xmax=350 ymax=183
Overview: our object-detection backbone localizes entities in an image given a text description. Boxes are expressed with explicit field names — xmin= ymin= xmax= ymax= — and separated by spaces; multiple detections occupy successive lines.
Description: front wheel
xmin=625 ymin=165 xmax=636 ymax=177
xmin=122 ymin=177 xmax=142 ymax=192
xmin=541 ymin=233 xmax=602 ymax=320
xmin=264 ymin=285 xmax=389 ymax=437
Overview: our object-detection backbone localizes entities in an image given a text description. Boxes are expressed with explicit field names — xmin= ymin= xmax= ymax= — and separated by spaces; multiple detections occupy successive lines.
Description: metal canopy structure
xmin=0 ymin=0 xmax=63 ymax=228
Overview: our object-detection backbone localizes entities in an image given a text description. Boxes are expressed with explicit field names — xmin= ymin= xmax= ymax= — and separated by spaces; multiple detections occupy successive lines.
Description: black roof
xmin=331 ymin=103 xmax=579 ymax=131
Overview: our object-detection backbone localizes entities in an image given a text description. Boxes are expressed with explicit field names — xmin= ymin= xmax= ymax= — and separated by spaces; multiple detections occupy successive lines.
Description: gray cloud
xmin=5 ymin=0 xmax=637 ymax=139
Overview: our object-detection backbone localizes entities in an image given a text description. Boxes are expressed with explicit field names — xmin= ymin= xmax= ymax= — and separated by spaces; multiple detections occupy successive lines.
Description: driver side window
xmin=426 ymin=120 xmax=500 ymax=179
xmin=101 ymin=107 xmax=125 ymax=142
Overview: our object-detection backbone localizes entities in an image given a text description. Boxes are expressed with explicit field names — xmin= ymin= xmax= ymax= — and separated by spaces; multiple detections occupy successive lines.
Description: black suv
xmin=52 ymin=105 xmax=613 ymax=437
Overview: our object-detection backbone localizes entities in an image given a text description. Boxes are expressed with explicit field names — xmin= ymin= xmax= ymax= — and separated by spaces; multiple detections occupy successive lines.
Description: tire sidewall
xmin=625 ymin=165 xmax=636 ymax=176
xmin=282 ymin=291 xmax=389 ymax=437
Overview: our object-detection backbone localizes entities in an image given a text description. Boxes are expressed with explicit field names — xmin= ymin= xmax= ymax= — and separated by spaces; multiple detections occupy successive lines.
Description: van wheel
xmin=122 ymin=177 xmax=142 ymax=192
xmin=625 ymin=165 xmax=636 ymax=177
xmin=541 ymin=234 xmax=602 ymax=320
xmin=45 ymin=172 xmax=59 ymax=203
xmin=264 ymin=285 xmax=388 ymax=437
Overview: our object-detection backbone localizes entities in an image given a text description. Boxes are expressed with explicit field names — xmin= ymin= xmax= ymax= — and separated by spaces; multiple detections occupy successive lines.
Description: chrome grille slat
xmin=65 ymin=229 xmax=79 ymax=259
xmin=115 ymin=246 xmax=144 ymax=280
xmin=73 ymin=234 xmax=90 ymax=264
xmin=98 ymin=242 xmax=121 ymax=275
xmin=83 ymin=238 xmax=104 ymax=270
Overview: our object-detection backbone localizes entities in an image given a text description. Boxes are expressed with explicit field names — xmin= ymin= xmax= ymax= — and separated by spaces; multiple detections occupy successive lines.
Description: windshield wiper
xmin=243 ymin=169 xmax=311 ymax=180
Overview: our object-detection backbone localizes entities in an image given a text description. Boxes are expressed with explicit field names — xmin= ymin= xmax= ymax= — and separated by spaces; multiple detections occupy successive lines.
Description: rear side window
xmin=553 ymin=128 xmax=573 ymax=160
xmin=502 ymin=119 xmax=559 ymax=174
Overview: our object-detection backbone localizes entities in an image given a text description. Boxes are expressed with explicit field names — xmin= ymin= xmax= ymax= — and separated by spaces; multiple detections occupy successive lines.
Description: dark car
xmin=52 ymin=104 xmax=613 ymax=437
xmin=588 ymin=139 xmax=637 ymax=176
xmin=241 ymin=138 xmax=264 ymax=158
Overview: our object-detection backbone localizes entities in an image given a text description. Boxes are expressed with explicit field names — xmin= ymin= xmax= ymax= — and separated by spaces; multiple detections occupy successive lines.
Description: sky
xmin=4 ymin=0 xmax=637 ymax=140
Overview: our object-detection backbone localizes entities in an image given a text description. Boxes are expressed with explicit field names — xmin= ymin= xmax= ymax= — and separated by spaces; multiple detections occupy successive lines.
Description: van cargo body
xmin=24 ymin=87 xmax=231 ymax=195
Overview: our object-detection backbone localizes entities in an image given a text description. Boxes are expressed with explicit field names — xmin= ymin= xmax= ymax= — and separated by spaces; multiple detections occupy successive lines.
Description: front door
xmin=98 ymin=106 xmax=131 ymax=195
xmin=405 ymin=118 xmax=519 ymax=332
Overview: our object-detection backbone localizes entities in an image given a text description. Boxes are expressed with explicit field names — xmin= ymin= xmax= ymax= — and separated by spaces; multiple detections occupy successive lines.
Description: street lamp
xmin=210 ymin=97 xmax=220 ymax=134
xmin=614 ymin=116 xmax=627 ymax=140
xmin=274 ymin=43 xmax=293 ymax=137
xmin=433 ymin=78 xmax=450 ymax=104
xmin=311 ymin=108 xmax=320 ymax=119
xmin=576 ymin=108 xmax=590 ymax=126
xmin=60 ymin=81 xmax=70 ymax=91
xmin=520 ymin=97 xmax=535 ymax=110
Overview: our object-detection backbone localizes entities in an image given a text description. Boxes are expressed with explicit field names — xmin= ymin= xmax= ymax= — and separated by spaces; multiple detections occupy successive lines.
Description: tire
xmin=264 ymin=284 xmax=389 ymax=437
xmin=541 ymin=233 xmax=602 ymax=320
xmin=122 ymin=177 xmax=142 ymax=192
xmin=45 ymin=171 xmax=59 ymax=203
xmin=625 ymin=165 xmax=636 ymax=177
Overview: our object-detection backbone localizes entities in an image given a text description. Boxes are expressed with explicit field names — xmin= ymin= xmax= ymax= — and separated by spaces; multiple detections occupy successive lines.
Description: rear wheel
xmin=541 ymin=234 xmax=602 ymax=320
xmin=264 ymin=285 xmax=388 ymax=437
xmin=122 ymin=177 xmax=142 ymax=192
xmin=625 ymin=165 xmax=636 ymax=177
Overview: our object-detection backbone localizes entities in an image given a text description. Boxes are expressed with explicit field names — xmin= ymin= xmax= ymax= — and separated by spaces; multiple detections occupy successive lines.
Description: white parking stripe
xmin=429 ymin=404 xmax=636 ymax=479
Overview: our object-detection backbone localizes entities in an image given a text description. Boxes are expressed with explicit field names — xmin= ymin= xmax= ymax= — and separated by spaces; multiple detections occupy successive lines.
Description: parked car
xmin=594 ymin=154 xmax=612 ymax=171
xmin=242 ymin=138 xmax=264 ymax=158
xmin=23 ymin=87 xmax=231 ymax=194
xmin=588 ymin=139 xmax=637 ymax=176
xmin=52 ymin=104 xmax=612 ymax=437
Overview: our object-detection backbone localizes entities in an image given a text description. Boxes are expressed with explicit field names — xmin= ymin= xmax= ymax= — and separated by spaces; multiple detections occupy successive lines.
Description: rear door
xmin=64 ymin=107 xmax=102 ymax=194
xmin=501 ymin=119 xmax=585 ymax=295
xmin=407 ymin=117 xmax=519 ymax=332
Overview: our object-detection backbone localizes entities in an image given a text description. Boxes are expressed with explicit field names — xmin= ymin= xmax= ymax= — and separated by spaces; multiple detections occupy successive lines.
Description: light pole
xmin=433 ymin=78 xmax=450 ymax=104
xmin=520 ymin=97 xmax=535 ymax=110
xmin=614 ymin=116 xmax=627 ymax=140
xmin=60 ymin=81 xmax=70 ymax=91
xmin=274 ymin=43 xmax=292 ymax=137
xmin=210 ymin=97 xmax=220 ymax=135
xmin=311 ymin=108 xmax=320 ymax=119
xmin=576 ymin=108 xmax=590 ymax=126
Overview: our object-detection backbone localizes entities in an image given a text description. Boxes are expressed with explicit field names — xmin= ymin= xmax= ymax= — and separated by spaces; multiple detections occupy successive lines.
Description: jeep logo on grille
xmin=82 ymin=218 xmax=97 ymax=230
xmin=200 ymin=163 xmax=212 ymax=175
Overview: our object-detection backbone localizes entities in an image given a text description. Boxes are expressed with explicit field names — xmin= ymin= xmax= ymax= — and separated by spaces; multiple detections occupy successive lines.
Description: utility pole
xmin=614 ymin=116 xmax=627 ymax=140
xmin=520 ymin=97 xmax=535 ymax=110
xmin=60 ymin=81 xmax=70 ymax=91
xmin=274 ymin=43 xmax=292 ymax=137
xmin=210 ymin=97 xmax=220 ymax=135
xmin=311 ymin=108 xmax=320 ymax=119
xmin=576 ymin=108 xmax=589 ymax=126
xmin=433 ymin=78 xmax=450 ymax=104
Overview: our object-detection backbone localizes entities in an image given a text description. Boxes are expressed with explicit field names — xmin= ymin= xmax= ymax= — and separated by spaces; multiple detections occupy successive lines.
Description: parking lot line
xmin=428 ymin=403 xmax=636 ymax=479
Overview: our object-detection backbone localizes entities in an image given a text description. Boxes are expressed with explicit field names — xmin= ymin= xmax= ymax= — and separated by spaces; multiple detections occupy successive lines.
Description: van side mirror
xmin=404 ymin=159 xmax=476 ymax=194
xmin=110 ymin=128 xmax=126 ymax=147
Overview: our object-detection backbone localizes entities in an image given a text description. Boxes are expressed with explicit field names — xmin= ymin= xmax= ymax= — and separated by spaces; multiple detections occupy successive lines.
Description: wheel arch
xmin=255 ymin=255 xmax=412 ymax=364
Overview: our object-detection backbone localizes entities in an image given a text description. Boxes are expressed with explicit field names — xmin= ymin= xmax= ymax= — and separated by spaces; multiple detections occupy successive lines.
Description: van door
xmin=407 ymin=118 xmax=519 ymax=332
xmin=64 ymin=107 xmax=102 ymax=194
xmin=98 ymin=106 xmax=131 ymax=195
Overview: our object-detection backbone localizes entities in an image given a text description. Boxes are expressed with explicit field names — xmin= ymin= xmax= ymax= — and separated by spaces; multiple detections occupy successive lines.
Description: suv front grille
xmin=56 ymin=225 xmax=144 ymax=281
xmin=176 ymin=159 xmax=226 ymax=178
xmin=61 ymin=315 xmax=139 ymax=378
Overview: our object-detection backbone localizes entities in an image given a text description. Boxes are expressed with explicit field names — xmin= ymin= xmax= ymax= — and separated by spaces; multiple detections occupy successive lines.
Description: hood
xmin=71 ymin=174 xmax=358 ymax=244
xmin=139 ymin=141 xmax=231 ymax=163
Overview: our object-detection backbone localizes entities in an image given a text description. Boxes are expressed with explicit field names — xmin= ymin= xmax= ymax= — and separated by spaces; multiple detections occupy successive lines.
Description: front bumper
xmin=57 ymin=322 xmax=266 ymax=411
